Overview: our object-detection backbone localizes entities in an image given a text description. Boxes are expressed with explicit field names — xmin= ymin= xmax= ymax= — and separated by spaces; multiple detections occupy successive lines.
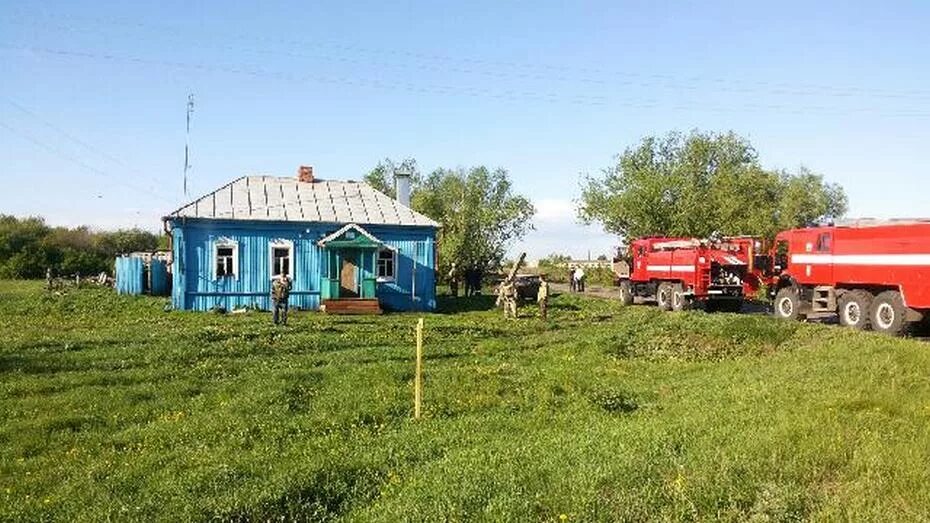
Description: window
xmin=270 ymin=240 xmax=293 ymax=278
xmin=214 ymin=240 xmax=238 ymax=278
xmin=816 ymin=233 xmax=832 ymax=253
xmin=774 ymin=240 xmax=789 ymax=269
xmin=377 ymin=248 xmax=396 ymax=281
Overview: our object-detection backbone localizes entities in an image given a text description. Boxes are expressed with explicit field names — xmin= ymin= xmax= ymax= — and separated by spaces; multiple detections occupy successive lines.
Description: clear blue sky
xmin=1 ymin=0 xmax=928 ymax=259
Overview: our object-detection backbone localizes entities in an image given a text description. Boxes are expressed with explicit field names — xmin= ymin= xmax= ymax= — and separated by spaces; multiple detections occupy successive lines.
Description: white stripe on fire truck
xmin=790 ymin=254 xmax=930 ymax=266
xmin=646 ymin=265 xmax=696 ymax=272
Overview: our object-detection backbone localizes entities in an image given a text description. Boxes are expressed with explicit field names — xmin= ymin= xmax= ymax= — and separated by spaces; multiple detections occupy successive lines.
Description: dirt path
xmin=550 ymin=282 xmax=618 ymax=300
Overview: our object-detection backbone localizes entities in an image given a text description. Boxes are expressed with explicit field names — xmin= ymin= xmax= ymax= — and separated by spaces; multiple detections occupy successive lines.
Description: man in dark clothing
xmin=271 ymin=274 xmax=292 ymax=325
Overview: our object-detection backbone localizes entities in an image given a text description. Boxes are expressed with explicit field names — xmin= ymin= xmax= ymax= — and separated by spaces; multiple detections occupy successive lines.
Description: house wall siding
xmin=168 ymin=219 xmax=436 ymax=312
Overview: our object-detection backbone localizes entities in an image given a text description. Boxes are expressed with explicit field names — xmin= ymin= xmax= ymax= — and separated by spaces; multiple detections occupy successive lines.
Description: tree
xmin=0 ymin=215 xmax=163 ymax=279
xmin=412 ymin=166 xmax=535 ymax=277
xmin=363 ymin=158 xmax=419 ymax=198
xmin=578 ymin=130 xmax=847 ymax=241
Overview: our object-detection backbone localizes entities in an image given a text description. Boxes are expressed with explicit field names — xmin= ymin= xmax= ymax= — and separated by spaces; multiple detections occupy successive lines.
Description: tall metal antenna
xmin=183 ymin=93 xmax=195 ymax=196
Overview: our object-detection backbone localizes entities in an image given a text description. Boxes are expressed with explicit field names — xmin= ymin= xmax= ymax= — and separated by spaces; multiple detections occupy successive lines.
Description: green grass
xmin=2 ymin=280 xmax=930 ymax=521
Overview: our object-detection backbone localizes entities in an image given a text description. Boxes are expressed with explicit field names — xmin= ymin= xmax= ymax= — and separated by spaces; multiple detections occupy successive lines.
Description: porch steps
xmin=321 ymin=299 xmax=383 ymax=315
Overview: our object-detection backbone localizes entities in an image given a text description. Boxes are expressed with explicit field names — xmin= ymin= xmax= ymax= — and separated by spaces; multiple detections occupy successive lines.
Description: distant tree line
xmin=0 ymin=215 xmax=164 ymax=279
xmin=578 ymin=130 xmax=848 ymax=242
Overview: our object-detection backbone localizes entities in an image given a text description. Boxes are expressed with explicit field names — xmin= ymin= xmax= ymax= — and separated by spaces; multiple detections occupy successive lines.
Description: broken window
xmin=377 ymin=248 xmax=396 ymax=281
xmin=271 ymin=245 xmax=292 ymax=277
xmin=215 ymin=244 xmax=237 ymax=278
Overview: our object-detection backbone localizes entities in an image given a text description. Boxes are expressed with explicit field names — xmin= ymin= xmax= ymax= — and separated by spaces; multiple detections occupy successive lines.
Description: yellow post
xmin=415 ymin=317 xmax=424 ymax=419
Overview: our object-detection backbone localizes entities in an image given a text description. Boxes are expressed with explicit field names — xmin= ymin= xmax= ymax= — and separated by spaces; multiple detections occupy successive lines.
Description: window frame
xmin=376 ymin=247 xmax=397 ymax=282
xmin=816 ymin=233 xmax=832 ymax=253
xmin=268 ymin=239 xmax=295 ymax=280
xmin=213 ymin=238 xmax=239 ymax=280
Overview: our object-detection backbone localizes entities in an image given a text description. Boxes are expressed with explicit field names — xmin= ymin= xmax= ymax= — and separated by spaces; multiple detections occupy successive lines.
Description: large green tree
xmin=364 ymin=161 xmax=535 ymax=277
xmin=578 ymin=131 xmax=847 ymax=241
xmin=414 ymin=166 xmax=535 ymax=276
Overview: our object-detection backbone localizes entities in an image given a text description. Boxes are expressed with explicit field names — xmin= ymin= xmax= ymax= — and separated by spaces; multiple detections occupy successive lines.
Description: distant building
xmin=162 ymin=166 xmax=439 ymax=312
xmin=558 ymin=259 xmax=613 ymax=269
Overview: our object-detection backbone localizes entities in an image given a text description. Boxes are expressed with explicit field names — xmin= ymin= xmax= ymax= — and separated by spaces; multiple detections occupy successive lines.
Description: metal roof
xmin=166 ymin=176 xmax=439 ymax=227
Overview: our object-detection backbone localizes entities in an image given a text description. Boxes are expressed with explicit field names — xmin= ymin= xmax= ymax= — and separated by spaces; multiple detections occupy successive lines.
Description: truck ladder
xmin=812 ymin=286 xmax=836 ymax=313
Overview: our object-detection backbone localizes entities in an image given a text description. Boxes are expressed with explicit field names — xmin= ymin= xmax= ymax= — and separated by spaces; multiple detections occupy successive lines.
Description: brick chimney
xmin=297 ymin=165 xmax=314 ymax=183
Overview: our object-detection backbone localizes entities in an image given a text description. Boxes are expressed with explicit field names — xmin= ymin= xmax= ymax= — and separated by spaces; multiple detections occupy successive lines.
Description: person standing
xmin=568 ymin=266 xmax=576 ymax=292
xmin=537 ymin=273 xmax=550 ymax=319
xmin=574 ymin=266 xmax=586 ymax=293
xmin=462 ymin=267 xmax=473 ymax=297
xmin=271 ymin=274 xmax=292 ymax=325
xmin=497 ymin=279 xmax=518 ymax=319
xmin=448 ymin=263 xmax=460 ymax=297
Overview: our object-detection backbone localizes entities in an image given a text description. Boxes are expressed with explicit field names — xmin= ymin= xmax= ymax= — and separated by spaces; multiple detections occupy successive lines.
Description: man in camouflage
xmin=496 ymin=278 xmax=518 ymax=319
xmin=271 ymin=273 xmax=292 ymax=325
xmin=537 ymin=273 xmax=550 ymax=319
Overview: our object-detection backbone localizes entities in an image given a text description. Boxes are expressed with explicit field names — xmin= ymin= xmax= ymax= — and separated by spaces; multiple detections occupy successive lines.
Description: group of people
xmin=446 ymin=263 xmax=484 ymax=297
xmin=496 ymin=273 xmax=549 ymax=320
xmin=568 ymin=266 xmax=586 ymax=293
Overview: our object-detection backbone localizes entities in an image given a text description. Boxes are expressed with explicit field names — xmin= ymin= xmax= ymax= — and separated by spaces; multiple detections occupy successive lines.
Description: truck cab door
xmin=631 ymin=245 xmax=648 ymax=281
xmin=811 ymin=231 xmax=834 ymax=283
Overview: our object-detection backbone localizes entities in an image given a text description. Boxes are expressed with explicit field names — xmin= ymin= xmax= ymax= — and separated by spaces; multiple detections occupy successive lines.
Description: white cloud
xmin=533 ymin=198 xmax=577 ymax=223
xmin=508 ymin=197 xmax=618 ymax=261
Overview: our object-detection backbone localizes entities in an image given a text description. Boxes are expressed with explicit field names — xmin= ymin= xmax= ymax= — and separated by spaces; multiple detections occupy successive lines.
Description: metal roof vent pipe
xmin=394 ymin=167 xmax=412 ymax=207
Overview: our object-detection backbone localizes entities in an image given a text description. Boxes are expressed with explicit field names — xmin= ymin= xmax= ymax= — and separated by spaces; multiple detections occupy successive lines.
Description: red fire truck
xmin=769 ymin=220 xmax=930 ymax=335
xmin=617 ymin=236 xmax=755 ymax=312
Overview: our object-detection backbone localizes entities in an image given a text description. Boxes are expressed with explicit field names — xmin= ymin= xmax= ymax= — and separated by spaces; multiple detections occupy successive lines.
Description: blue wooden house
xmin=163 ymin=167 xmax=439 ymax=313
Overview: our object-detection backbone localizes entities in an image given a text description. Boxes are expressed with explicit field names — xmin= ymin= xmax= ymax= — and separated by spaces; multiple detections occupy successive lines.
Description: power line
xmin=3 ymin=98 xmax=178 ymax=202
xmin=7 ymin=11 xmax=930 ymax=103
xmin=6 ymin=44 xmax=930 ymax=118
xmin=2 ymin=44 xmax=608 ymax=106
xmin=0 ymin=119 xmax=176 ymax=204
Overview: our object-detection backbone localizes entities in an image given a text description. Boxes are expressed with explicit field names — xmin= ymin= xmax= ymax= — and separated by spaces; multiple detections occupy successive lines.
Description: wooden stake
xmin=414 ymin=317 xmax=424 ymax=419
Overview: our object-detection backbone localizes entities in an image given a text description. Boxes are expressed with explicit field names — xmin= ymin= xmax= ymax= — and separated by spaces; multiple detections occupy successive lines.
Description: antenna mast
xmin=183 ymin=93 xmax=195 ymax=196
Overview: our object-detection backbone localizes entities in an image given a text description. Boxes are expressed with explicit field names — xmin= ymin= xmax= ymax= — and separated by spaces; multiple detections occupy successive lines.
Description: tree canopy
xmin=364 ymin=160 xmax=535 ymax=276
xmin=414 ymin=166 xmax=535 ymax=276
xmin=0 ymin=215 xmax=163 ymax=279
xmin=363 ymin=157 xmax=419 ymax=199
xmin=577 ymin=131 xmax=848 ymax=241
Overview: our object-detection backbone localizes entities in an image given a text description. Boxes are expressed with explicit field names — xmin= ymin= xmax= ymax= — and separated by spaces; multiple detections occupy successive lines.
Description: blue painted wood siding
xmin=167 ymin=219 xmax=437 ymax=312
xmin=115 ymin=256 xmax=144 ymax=295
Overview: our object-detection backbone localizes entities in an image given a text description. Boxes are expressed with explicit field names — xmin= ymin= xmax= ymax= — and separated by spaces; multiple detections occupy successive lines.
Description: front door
xmin=340 ymin=252 xmax=358 ymax=297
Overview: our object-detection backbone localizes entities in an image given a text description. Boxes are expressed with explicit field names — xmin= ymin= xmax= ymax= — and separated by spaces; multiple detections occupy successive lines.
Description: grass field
xmin=2 ymin=280 xmax=930 ymax=521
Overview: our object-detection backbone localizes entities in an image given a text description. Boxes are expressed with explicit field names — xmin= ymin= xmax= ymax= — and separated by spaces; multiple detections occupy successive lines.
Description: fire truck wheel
xmin=670 ymin=284 xmax=688 ymax=311
xmin=774 ymin=287 xmax=802 ymax=321
xmin=870 ymin=291 xmax=907 ymax=336
xmin=656 ymin=282 xmax=673 ymax=311
xmin=618 ymin=280 xmax=633 ymax=306
xmin=838 ymin=290 xmax=873 ymax=330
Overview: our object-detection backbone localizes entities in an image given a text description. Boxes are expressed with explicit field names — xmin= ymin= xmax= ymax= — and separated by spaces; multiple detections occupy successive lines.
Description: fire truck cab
xmin=769 ymin=220 xmax=930 ymax=335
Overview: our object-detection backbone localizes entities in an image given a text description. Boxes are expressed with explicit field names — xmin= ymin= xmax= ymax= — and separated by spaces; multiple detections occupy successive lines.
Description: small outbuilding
xmin=162 ymin=166 xmax=438 ymax=313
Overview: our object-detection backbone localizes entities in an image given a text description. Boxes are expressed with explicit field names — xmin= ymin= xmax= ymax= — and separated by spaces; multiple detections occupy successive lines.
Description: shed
xmin=115 ymin=254 xmax=170 ymax=296
xmin=162 ymin=167 xmax=439 ymax=312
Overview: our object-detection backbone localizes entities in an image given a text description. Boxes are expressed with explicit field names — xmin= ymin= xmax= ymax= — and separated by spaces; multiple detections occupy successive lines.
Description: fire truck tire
xmin=838 ymin=290 xmax=873 ymax=330
xmin=774 ymin=287 xmax=802 ymax=321
xmin=618 ymin=280 xmax=633 ymax=306
xmin=870 ymin=291 xmax=907 ymax=336
xmin=656 ymin=282 xmax=673 ymax=311
xmin=670 ymin=283 xmax=688 ymax=311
